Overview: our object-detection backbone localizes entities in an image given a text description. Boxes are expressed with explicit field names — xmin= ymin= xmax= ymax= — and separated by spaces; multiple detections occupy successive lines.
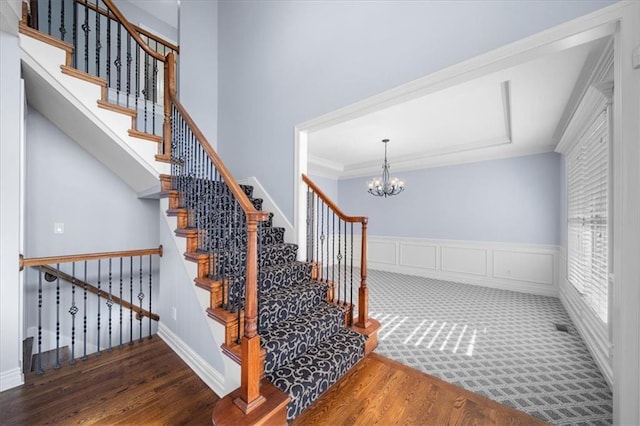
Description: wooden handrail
xmin=38 ymin=265 xmax=160 ymax=321
xmin=303 ymin=174 xmax=370 ymax=328
xmin=20 ymin=245 xmax=163 ymax=270
xmin=87 ymin=0 xmax=166 ymax=61
xmin=168 ymin=93 xmax=269 ymax=222
xmin=75 ymin=0 xmax=179 ymax=53
xmin=302 ymin=174 xmax=367 ymax=224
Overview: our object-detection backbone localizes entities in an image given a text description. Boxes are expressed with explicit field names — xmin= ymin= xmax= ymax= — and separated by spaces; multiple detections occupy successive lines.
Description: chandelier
xmin=367 ymin=139 xmax=405 ymax=197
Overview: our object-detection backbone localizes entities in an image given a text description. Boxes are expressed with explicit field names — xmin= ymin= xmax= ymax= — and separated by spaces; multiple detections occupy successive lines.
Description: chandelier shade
xmin=367 ymin=139 xmax=405 ymax=197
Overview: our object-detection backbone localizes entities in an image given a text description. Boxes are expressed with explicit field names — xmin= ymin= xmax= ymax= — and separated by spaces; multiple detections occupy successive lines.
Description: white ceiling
xmin=308 ymin=38 xmax=605 ymax=179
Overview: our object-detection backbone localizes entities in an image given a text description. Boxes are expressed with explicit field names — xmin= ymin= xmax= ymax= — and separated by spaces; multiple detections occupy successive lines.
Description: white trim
xmin=355 ymin=236 xmax=559 ymax=297
xmin=294 ymin=128 xmax=308 ymax=261
xmin=553 ymin=37 xmax=614 ymax=145
xmin=294 ymin=0 xmax=628 ymax=198
xmin=237 ymin=176 xmax=294 ymax=243
xmin=0 ymin=367 xmax=24 ymax=392
xmin=558 ymin=248 xmax=613 ymax=387
xmin=157 ymin=323 xmax=226 ymax=397
xmin=611 ymin=3 xmax=640 ymax=423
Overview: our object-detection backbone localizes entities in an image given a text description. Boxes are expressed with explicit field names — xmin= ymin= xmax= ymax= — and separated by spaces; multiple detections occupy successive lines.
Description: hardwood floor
xmin=293 ymin=353 xmax=546 ymax=426
xmin=0 ymin=337 xmax=219 ymax=425
xmin=0 ymin=337 xmax=544 ymax=425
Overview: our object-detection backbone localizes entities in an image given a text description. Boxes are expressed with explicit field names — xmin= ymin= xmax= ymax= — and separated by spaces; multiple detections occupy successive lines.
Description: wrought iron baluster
xmin=82 ymin=1 xmax=89 ymax=73
xmin=332 ymin=211 xmax=336 ymax=300
xmin=337 ymin=219 xmax=342 ymax=304
xmin=236 ymin=289 xmax=242 ymax=345
xmin=257 ymin=221 xmax=263 ymax=333
xmin=54 ymin=263 xmax=61 ymax=369
xmin=320 ymin=199 xmax=325 ymax=282
xmin=106 ymin=9 xmax=111 ymax=89
xmin=72 ymin=0 xmax=77 ymax=68
xmin=129 ymin=256 xmax=133 ymax=345
xmin=343 ymin=219 xmax=348 ymax=310
xmin=115 ymin=23 xmax=122 ymax=105
xmin=94 ymin=0 xmax=100 ymax=78
xmin=126 ymin=33 xmax=132 ymax=108
xmin=350 ymin=223 xmax=354 ymax=319
xmin=107 ymin=258 xmax=113 ymax=352
xmin=59 ymin=0 xmax=66 ymax=41
xmin=315 ymin=193 xmax=319 ymax=275
xmin=47 ymin=0 xmax=51 ymax=35
xmin=306 ymin=187 xmax=311 ymax=262
xmin=69 ymin=262 xmax=77 ymax=365
xmin=138 ymin=255 xmax=144 ymax=343
xmin=148 ymin=254 xmax=152 ymax=339
xmin=143 ymin=52 xmax=149 ymax=133
xmin=82 ymin=261 xmax=88 ymax=360
xmin=96 ymin=259 xmax=101 ymax=355
xmin=326 ymin=203 xmax=330 ymax=283
xmin=36 ymin=269 xmax=44 ymax=375
xmin=119 ymin=257 xmax=123 ymax=348
xmin=152 ymin=57 xmax=158 ymax=135
xmin=135 ymin=43 xmax=140 ymax=122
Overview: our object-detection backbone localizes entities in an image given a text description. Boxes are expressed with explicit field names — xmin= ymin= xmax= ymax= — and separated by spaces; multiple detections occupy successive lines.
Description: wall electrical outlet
xmin=54 ymin=222 xmax=64 ymax=234
xmin=172 ymin=307 xmax=177 ymax=321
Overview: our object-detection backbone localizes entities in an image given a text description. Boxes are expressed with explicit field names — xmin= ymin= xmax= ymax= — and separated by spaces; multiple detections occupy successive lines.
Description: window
xmin=566 ymin=108 xmax=609 ymax=324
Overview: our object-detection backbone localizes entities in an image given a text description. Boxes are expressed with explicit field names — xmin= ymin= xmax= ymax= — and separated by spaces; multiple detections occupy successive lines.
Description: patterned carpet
xmin=365 ymin=269 xmax=612 ymax=425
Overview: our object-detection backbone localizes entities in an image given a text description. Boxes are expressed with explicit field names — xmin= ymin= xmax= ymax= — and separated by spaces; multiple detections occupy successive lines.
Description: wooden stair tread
xmin=19 ymin=23 xmax=73 ymax=53
xmin=60 ymin=65 xmax=107 ymax=87
xmin=128 ymin=129 xmax=162 ymax=142
xmin=175 ymin=228 xmax=198 ymax=238
xmin=97 ymin=99 xmax=136 ymax=116
xmin=194 ymin=276 xmax=221 ymax=292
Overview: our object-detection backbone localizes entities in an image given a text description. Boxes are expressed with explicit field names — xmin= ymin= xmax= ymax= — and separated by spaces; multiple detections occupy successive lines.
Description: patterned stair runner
xmin=218 ymin=183 xmax=367 ymax=420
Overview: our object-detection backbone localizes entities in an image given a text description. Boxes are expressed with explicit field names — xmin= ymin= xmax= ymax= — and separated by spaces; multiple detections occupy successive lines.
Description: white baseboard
xmin=356 ymin=236 xmax=559 ymax=297
xmin=0 ymin=367 xmax=24 ymax=392
xmin=238 ymin=176 xmax=294 ymax=243
xmin=157 ymin=323 xmax=226 ymax=397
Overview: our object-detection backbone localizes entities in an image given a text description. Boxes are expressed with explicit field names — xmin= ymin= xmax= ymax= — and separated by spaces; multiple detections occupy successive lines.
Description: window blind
xmin=566 ymin=109 xmax=609 ymax=324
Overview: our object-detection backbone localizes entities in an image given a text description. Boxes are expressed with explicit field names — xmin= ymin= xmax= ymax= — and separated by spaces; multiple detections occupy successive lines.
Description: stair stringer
xmin=19 ymin=32 xmax=169 ymax=194
xmin=157 ymin=197 xmax=240 ymax=397
xmin=238 ymin=176 xmax=295 ymax=244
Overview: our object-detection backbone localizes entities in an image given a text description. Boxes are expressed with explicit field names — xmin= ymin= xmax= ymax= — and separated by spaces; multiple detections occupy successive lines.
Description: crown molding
xmin=555 ymin=80 xmax=613 ymax=155
xmin=553 ymin=37 xmax=614 ymax=146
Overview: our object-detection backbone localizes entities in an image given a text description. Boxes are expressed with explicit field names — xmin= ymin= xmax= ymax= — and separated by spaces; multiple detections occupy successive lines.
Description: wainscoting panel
xmin=399 ymin=243 xmax=437 ymax=270
xmin=441 ymin=246 xmax=488 ymax=276
xmin=368 ymin=240 xmax=397 ymax=265
xmin=355 ymin=236 xmax=559 ymax=297
xmin=493 ymin=250 xmax=554 ymax=285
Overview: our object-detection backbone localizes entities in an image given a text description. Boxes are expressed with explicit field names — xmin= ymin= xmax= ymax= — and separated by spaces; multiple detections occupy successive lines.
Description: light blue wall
xmin=179 ymin=1 xmax=218 ymax=149
xmin=217 ymin=0 xmax=616 ymax=223
xmin=112 ymin=0 xmax=178 ymax=43
xmin=25 ymin=109 xmax=159 ymax=257
xmin=308 ymin=174 xmax=339 ymax=205
xmin=338 ymin=153 xmax=562 ymax=245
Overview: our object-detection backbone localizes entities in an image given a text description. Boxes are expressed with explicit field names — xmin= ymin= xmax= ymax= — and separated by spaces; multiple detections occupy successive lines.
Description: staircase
xmin=17 ymin=1 xmax=379 ymax=423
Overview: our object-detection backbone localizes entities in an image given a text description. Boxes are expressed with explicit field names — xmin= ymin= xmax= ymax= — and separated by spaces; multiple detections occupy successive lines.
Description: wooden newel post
xmin=356 ymin=219 xmax=370 ymax=328
xmin=162 ymin=52 xmax=175 ymax=158
xmin=233 ymin=213 xmax=266 ymax=414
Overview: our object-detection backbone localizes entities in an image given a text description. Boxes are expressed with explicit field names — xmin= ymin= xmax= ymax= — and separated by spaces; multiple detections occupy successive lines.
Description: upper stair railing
xmin=20 ymin=246 xmax=162 ymax=374
xmin=23 ymin=0 xmax=177 ymax=141
xmin=302 ymin=174 xmax=371 ymax=329
xmin=20 ymin=0 xmax=368 ymax=416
